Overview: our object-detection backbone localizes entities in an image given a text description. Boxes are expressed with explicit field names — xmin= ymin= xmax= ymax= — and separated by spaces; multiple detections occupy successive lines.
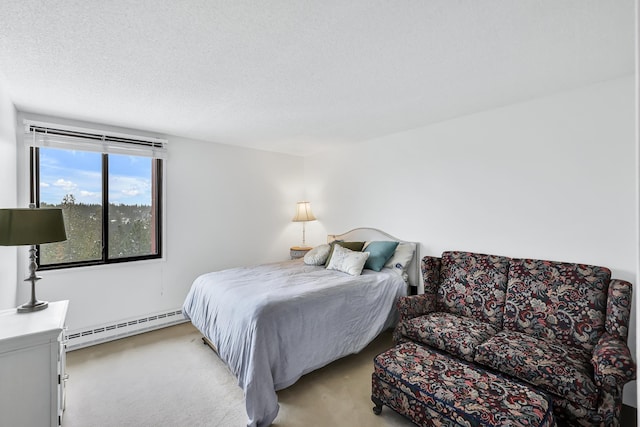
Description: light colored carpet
xmin=63 ymin=323 xmax=415 ymax=427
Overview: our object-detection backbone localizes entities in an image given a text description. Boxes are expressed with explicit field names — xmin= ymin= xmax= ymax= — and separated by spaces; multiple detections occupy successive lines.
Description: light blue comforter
xmin=182 ymin=259 xmax=407 ymax=427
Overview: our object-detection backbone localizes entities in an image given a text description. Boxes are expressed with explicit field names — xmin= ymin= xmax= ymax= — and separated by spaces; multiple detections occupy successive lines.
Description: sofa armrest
xmin=592 ymin=333 xmax=636 ymax=389
xmin=396 ymin=294 xmax=434 ymax=322
xmin=392 ymin=294 xmax=435 ymax=344
xmin=392 ymin=255 xmax=441 ymax=343
xmin=605 ymin=279 xmax=633 ymax=340
xmin=421 ymin=255 xmax=442 ymax=298
xmin=396 ymin=256 xmax=441 ymax=323
xmin=395 ymin=255 xmax=442 ymax=321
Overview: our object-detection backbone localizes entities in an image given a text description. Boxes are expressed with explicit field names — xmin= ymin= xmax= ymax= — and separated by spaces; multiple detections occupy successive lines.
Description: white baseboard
xmin=66 ymin=308 xmax=188 ymax=351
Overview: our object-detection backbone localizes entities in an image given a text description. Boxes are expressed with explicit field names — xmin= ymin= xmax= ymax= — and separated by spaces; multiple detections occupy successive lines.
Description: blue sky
xmin=40 ymin=148 xmax=152 ymax=206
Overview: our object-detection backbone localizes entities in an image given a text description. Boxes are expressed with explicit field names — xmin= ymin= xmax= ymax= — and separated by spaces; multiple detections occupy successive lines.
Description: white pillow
xmin=384 ymin=242 xmax=416 ymax=279
xmin=326 ymin=244 xmax=370 ymax=276
xmin=303 ymin=244 xmax=331 ymax=265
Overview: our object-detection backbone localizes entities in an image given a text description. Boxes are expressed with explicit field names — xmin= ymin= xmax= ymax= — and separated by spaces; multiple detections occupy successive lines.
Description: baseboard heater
xmin=66 ymin=308 xmax=188 ymax=351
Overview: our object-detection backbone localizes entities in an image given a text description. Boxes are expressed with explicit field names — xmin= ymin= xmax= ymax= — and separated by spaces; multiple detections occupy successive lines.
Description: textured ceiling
xmin=0 ymin=1 xmax=634 ymax=156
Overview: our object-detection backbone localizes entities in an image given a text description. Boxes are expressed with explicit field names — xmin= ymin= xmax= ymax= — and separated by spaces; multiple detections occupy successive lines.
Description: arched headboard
xmin=327 ymin=227 xmax=420 ymax=290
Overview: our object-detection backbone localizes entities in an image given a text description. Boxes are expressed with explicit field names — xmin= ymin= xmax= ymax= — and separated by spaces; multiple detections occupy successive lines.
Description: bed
xmin=182 ymin=228 xmax=419 ymax=427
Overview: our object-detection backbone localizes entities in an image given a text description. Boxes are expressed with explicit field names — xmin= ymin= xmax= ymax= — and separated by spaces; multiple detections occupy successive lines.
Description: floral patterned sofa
xmin=393 ymin=251 xmax=636 ymax=426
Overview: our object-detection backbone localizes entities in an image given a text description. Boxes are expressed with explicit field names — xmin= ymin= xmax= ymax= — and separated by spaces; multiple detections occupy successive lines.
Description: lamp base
xmin=17 ymin=300 xmax=48 ymax=313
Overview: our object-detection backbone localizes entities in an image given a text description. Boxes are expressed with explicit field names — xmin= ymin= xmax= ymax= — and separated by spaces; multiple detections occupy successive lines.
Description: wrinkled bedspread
xmin=182 ymin=259 xmax=407 ymax=427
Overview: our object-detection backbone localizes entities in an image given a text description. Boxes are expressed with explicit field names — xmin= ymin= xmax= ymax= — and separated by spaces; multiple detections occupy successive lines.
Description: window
xmin=26 ymin=122 xmax=166 ymax=269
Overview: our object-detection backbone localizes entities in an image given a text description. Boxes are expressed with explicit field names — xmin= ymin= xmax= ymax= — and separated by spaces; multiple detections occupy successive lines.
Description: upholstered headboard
xmin=327 ymin=227 xmax=420 ymax=289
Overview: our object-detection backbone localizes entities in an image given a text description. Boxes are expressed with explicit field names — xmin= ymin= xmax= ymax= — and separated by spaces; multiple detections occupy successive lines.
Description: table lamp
xmin=0 ymin=206 xmax=67 ymax=312
xmin=292 ymin=201 xmax=316 ymax=249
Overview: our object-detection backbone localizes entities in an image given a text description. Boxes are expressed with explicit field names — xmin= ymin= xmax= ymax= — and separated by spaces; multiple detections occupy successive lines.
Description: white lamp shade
xmin=292 ymin=201 xmax=316 ymax=222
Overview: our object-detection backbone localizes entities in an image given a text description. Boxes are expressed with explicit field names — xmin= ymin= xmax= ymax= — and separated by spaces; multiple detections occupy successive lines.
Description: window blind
xmin=24 ymin=120 xmax=168 ymax=159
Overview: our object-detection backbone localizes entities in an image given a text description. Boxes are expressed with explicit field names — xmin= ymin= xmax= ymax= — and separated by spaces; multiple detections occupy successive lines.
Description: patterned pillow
xmin=326 ymin=244 xmax=370 ymax=276
xmin=303 ymin=244 xmax=331 ymax=265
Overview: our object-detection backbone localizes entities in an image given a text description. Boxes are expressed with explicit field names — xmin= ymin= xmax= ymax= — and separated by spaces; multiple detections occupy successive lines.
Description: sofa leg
xmin=371 ymin=396 xmax=383 ymax=415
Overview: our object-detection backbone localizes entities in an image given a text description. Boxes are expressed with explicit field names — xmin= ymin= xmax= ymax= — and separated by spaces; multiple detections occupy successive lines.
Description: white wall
xmin=304 ymin=76 xmax=637 ymax=406
xmin=0 ymin=78 xmax=17 ymax=309
xmin=15 ymin=112 xmax=304 ymax=332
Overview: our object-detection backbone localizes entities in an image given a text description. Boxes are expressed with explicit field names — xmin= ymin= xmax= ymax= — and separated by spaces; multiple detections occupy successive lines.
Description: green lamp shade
xmin=0 ymin=208 xmax=67 ymax=246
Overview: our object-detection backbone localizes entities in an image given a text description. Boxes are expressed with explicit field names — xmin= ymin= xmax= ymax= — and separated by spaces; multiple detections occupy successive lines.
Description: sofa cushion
xmin=437 ymin=251 xmax=510 ymax=329
xmin=401 ymin=312 xmax=499 ymax=362
xmin=503 ymin=258 xmax=610 ymax=354
xmin=474 ymin=330 xmax=598 ymax=410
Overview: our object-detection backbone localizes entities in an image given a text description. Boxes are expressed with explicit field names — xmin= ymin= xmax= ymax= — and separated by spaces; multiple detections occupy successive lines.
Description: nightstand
xmin=290 ymin=246 xmax=312 ymax=259
xmin=0 ymin=300 xmax=69 ymax=426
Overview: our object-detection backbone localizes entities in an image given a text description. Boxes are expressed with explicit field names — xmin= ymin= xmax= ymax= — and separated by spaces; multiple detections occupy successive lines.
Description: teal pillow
xmin=364 ymin=241 xmax=399 ymax=272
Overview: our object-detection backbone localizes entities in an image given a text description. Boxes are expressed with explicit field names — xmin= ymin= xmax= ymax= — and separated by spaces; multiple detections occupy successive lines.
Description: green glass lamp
xmin=0 ymin=206 xmax=67 ymax=312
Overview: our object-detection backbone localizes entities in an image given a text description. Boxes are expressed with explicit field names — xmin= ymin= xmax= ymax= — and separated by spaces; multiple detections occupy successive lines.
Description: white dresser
xmin=0 ymin=300 xmax=69 ymax=427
